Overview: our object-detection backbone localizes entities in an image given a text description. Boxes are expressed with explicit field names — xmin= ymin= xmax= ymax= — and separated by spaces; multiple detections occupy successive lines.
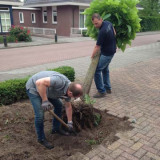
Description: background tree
xmin=139 ymin=0 xmax=160 ymax=16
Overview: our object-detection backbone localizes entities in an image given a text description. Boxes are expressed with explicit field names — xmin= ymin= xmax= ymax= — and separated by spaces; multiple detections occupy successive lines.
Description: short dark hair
xmin=68 ymin=82 xmax=83 ymax=97
xmin=92 ymin=13 xmax=101 ymax=21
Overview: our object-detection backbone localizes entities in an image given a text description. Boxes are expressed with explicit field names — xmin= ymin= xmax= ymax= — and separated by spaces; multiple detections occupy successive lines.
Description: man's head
xmin=92 ymin=13 xmax=103 ymax=29
xmin=67 ymin=82 xmax=83 ymax=99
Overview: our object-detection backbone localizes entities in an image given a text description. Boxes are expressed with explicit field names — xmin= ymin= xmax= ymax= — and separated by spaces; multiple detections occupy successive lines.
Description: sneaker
xmin=106 ymin=89 xmax=112 ymax=94
xmin=38 ymin=139 xmax=54 ymax=149
xmin=51 ymin=129 xmax=70 ymax=136
xmin=93 ymin=92 xmax=106 ymax=98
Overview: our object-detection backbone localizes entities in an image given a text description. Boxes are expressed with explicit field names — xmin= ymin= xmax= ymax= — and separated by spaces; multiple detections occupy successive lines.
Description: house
xmin=1 ymin=0 xmax=143 ymax=37
xmin=11 ymin=0 xmax=92 ymax=37
xmin=0 ymin=0 xmax=22 ymax=34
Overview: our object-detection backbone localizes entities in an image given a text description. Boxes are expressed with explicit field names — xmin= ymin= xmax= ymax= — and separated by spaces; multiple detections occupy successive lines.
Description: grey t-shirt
xmin=26 ymin=71 xmax=71 ymax=102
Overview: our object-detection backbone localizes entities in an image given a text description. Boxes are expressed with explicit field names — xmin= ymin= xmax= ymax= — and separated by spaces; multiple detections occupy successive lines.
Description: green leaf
xmin=103 ymin=13 xmax=111 ymax=20
xmin=127 ymin=25 xmax=132 ymax=34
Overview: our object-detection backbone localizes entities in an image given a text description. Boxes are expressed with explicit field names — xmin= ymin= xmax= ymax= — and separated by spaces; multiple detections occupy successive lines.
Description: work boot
xmin=106 ymin=89 xmax=112 ymax=94
xmin=38 ymin=139 xmax=54 ymax=149
xmin=51 ymin=129 xmax=70 ymax=136
xmin=93 ymin=92 xmax=106 ymax=98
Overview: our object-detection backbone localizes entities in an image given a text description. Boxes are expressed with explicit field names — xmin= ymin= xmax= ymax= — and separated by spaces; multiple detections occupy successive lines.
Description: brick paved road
xmin=67 ymin=48 xmax=160 ymax=160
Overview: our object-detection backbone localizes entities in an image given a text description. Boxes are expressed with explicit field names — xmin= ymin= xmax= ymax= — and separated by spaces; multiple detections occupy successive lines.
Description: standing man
xmin=91 ymin=13 xmax=116 ymax=98
xmin=26 ymin=71 xmax=83 ymax=149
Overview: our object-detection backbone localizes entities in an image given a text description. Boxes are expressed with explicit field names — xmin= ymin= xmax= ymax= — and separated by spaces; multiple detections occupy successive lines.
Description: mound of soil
xmin=0 ymin=100 xmax=132 ymax=160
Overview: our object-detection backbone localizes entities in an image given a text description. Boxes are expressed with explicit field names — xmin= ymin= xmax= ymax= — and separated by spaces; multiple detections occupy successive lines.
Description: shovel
xmin=48 ymin=110 xmax=77 ymax=136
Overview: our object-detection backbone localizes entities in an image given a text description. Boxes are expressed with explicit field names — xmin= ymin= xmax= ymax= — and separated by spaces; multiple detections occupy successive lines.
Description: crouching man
xmin=26 ymin=71 xmax=83 ymax=149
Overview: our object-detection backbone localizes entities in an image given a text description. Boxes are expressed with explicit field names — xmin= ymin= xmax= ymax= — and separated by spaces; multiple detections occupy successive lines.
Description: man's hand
xmin=67 ymin=121 xmax=73 ymax=132
xmin=41 ymin=100 xmax=53 ymax=111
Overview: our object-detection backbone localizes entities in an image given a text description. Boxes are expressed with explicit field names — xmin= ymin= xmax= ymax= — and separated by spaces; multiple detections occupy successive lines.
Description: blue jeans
xmin=94 ymin=54 xmax=114 ymax=93
xmin=26 ymin=90 xmax=62 ymax=141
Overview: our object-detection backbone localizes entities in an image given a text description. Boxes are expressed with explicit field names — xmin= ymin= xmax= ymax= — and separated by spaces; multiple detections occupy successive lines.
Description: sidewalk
xmin=0 ymin=31 xmax=160 ymax=49
xmin=71 ymin=56 xmax=160 ymax=160
xmin=0 ymin=32 xmax=160 ymax=160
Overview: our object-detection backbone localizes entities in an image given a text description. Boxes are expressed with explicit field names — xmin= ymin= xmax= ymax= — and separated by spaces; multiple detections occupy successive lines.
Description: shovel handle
xmin=48 ymin=110 xmax=69 ymax=129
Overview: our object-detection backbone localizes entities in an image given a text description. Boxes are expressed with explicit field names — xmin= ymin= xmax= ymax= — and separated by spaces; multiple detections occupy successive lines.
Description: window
xmin=19 ymin=12 xmax=24 ymax=23
xmin=43 ymin=11 xmax=47 ymax=23
xmin=0 ymin=12 xmax=11 ymax=32
xmin=31 ymin=13 xmax=36 ymax=23
xmin=52 ymin=10 xmax=57 ymax=24
xmin=79 ymin=9 xmax=86 ymax=29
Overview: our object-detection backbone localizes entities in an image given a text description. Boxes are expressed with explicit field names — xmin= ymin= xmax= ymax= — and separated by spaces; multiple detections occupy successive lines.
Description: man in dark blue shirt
xmin=91 ymin=13 xmax=116 ymax=98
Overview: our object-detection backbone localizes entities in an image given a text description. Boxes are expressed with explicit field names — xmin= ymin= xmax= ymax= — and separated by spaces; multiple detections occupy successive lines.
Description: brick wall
xmin=12 ymin=9 xmax=41 ymax=27
xmin=12 ymin=5 xmax=80 ymax=37
xmin=56 ymin=5 xmax=79 ymax=36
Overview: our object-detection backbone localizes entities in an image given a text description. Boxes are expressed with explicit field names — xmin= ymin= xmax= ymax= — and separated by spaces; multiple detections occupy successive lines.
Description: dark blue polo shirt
xmin=96 ymin=21 xmax=116 ymax=56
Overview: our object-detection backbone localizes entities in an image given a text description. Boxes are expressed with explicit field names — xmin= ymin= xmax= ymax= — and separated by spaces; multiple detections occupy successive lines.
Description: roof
xmin=24 ymin=0 xmax=92 ymax=7
xmin=0 ymin=0 xmax=22 ymax=6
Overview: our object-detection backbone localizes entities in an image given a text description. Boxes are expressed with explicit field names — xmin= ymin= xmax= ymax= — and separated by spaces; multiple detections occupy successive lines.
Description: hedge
xmin=0 ymin=66 xmax=75 ymax=106
xmin=0 ymin=35 xmax=16 ymax=44
xmin=140 ymin=16 xmax=160 ymax=32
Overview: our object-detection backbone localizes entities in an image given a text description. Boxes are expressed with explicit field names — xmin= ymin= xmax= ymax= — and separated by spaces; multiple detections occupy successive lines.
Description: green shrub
xmin=7 ymin=35 xmax=16 ymax=43
xmin=0 ymin=36 xmax=3 ymax=43
xmin=0 ymin=35 xmax=16 ymax=44
xmin=140 ymin=16 xmax=160 ymax=32
xmin=9 ymin=25 xmax=32 ymax=42
xmin=82 ymin=30 xmax=89 ymax=37
xmin=0 ymin=77 xmax=29 ymax=105
xmin=0 ymin=66 xmax=75 ymax=106
xmin=48 ymin=66 xmax=75 ymax=82
xmin=84 ymin=0 xmax=141 ymax=51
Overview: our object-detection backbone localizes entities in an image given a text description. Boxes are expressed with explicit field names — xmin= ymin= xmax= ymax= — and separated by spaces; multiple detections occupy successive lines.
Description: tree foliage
xmin=139 ymin=0 xmax=160 ymax=16
xmin=84 ymin=0 xmax=141 ymax=51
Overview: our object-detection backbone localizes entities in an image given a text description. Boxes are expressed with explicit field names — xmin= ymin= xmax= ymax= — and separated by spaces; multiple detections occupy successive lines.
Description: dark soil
xmin=0 ymin=100 xmax=133 ymax=160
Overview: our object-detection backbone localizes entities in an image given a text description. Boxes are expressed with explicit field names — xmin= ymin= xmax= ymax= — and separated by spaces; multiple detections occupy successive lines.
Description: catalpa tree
xmin=84 ymin=0 xmax=141 ymax=51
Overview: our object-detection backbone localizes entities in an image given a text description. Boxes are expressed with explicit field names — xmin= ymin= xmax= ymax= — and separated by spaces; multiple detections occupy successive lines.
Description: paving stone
xmin=118 ymin=139 xmax=134 ymax=147
xmin=146 ymin=152 xmax=160 ymax=160
xmin=110 ymin=148 xmax=124 ymax=159
xmin=85 ymin=149 xmax=101 ymax=159
xmin=135 ymin=133 xmax=151 ymax=141
xmin=149 ymin=136 xmax=160 ymax=144
xmin=139 ymin=139 xmax=154 ymax=147
xmin=108 ymin=142 xmax=121 ymax=150
xmin=154 ymin=141 xmax=160 ymax=151
xmin=116 ymin=156 xmax=127 ymax=160
xmin=131 ymin=142 xmax=143 ymax=151
xmin=134 ymin=148 xmax=147 ymax=159
xmin=91 ymin=155 xmax=102 ymax=160
xmin=96 ymin=145 xmax=112 ymax=154
xmin=121 ymin=152 xmax=139 ymax=160
xmin=143 ymin=145 xmax=159 ymax=155
xmin=98 ymin=152 xmax=113 ymax=160
xmin=119 ymin=145 xmax=135 ymax=154
xmin=140 ymin=155 xmax=153 ymax=160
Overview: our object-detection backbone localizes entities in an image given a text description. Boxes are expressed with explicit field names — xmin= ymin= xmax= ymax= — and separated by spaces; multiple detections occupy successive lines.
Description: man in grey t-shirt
xmin=26 ymin=71 xmax=83 ymax=149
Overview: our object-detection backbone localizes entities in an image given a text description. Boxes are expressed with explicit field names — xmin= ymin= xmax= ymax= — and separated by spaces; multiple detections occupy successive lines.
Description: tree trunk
xmin=82 ymin=52 xmax=100 ymax=96
xmin=62 ymin=52 xmax=101 ymax=132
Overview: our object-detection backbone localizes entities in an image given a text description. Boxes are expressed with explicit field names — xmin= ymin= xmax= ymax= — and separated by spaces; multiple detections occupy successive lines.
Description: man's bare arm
xmin=65 ymin=101 xmax=72 ymax=122
xmin=36 ymin=77 xmax=50 ymax=101
xmin=91 ymin=45 xmax=100 ymax=58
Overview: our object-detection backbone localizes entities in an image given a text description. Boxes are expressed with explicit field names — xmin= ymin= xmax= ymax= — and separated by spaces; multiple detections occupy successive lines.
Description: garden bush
xmin=84 ymin=0 xmax=141 ymax=51
xmin=0 ymin=35 xmax=16 ymax=44
xmin=0 ymin=66 xmax=75 ymax=106
xmin=9 ymin=25 xmax=32 ymax=42
xmin=140 ymin=16 xmax=160 ymax=32
xmin=48 ymin=66 xmax=75 ymax=82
